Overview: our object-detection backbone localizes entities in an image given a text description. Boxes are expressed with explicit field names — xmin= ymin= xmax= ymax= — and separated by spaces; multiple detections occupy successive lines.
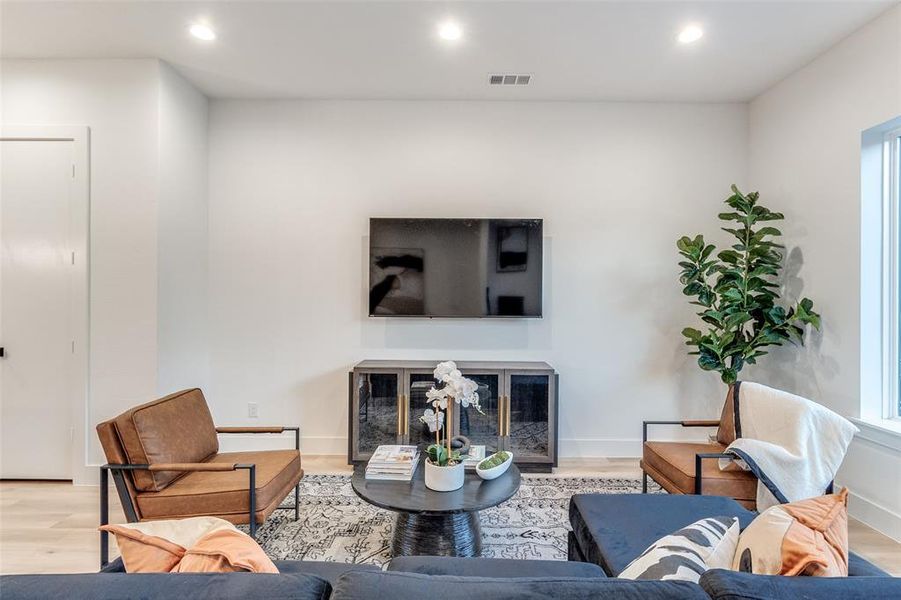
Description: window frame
xmin=882 ymin=126 xmax=901 ymax=420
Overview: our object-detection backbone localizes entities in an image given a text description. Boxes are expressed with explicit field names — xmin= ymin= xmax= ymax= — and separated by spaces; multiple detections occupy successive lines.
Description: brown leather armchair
xmin=640 ymin=382 xmax=758 ymax=509
xmin=96 ymin=388 xmax=303 ymax=566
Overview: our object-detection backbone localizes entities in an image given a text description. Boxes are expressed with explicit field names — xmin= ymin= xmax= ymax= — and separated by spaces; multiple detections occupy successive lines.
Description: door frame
xmin=1 ymin=125 xmax=90 ymax=482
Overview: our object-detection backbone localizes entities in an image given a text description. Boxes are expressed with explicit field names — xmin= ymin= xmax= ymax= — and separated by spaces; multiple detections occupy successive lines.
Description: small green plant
xmin=677 ymin=185 xmax=821 ymax=384
xmin=427 ymin=443 xmax=460 ymax=467
xmin=478 ymin=451 xmax=510 ymax=470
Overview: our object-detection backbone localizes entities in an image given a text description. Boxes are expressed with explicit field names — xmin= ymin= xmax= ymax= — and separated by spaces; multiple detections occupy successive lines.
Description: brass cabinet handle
xmin=397 ymin=395 xmax=403 ymax=436
xmin=403 ymin=394 xmax=409 ymax=432
xmin=505 ymin=395 xmax=512 ymax=438
xmin=498 ymin=395 xmax=505 ymax=437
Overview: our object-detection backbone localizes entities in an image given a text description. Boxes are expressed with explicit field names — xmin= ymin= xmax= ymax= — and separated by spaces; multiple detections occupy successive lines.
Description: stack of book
xmin=365 ymin=445 xmax=420 ymax=481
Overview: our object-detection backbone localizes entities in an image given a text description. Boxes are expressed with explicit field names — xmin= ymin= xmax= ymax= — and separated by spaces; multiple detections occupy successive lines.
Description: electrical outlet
xmin=248 ymin=403 xmax=259 ymax=418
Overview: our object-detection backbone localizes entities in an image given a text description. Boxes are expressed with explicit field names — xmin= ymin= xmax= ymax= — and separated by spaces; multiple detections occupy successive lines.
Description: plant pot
xmin=424 ymin=460 xmax=465 ymax=492
xmin=476 ymin=452 xmax=514 ymax=480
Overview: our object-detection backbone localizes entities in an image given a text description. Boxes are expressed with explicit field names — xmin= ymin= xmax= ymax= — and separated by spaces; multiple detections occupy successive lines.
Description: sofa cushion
xmin=388 ymin=556 xmax=606 ymax=578
xmin=569 ymin=493 xmax=756 ymax=576
xmin=0 ymin=573 xmax=330 ymax=600
xmin=136 ymin=450 xmax=302 ymax=524
xmin=274 ymin=561 xmax=381 ymax=584
xmin=700 ymin=568 xmax=901 ymax=600
xmin=113 ymin=389 xmax=219 ymax=492
xmin=642 ymin=441 xmax=757 ymax=501
xmin=849 ymin=553 xmax=890 ymax=577
xmin=331 ymin=570 xmax=708 ymax=600
xmin=100 ymin=557 xmax=382 ymax=584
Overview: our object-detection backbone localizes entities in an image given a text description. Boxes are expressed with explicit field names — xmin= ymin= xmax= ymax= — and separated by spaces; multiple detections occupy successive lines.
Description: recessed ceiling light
xmin=438 ymin=21 xmax=462 ymax=42
xmin=189 ymin=23 xmax=216 ymax=42
xmin=677 ymin=24 xmax=704 ymax=45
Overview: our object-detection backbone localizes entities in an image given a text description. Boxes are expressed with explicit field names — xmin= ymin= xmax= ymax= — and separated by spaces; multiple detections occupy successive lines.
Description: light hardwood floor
xmin=1 ymin=456 xmax=898 ymax=575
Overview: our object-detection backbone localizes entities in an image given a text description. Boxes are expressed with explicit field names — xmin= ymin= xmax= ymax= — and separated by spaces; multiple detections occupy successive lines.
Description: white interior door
xmin=1 ymin=138 xmax=79 ymax=479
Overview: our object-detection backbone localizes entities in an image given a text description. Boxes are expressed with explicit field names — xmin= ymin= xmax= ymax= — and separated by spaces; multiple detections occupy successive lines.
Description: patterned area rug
xmin=248 ymin=474 xmax=661 ymax=565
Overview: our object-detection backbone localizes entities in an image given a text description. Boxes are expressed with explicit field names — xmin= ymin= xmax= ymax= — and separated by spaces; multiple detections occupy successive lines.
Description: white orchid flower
xmin=426 ymin=386 xmax=448 ymax=410
xmin=457 ymin=377 xmax=477 ymax=397
xmin=419 ymin=408 xmax=444 ymax=433
xmin=460 ymin=390 xmax=480 ymax=408
xmin=427 ymin=361 xmax=483 ymax=413
xmin=426 ymin=386 xmax=447 ymax=402
xmin=433 ymin=361 xmax=457 ymax=381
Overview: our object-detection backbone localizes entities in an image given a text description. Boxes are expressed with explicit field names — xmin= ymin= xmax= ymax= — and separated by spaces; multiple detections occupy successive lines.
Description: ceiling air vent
xmin=489 ymin=73 xmax=532 ymax=86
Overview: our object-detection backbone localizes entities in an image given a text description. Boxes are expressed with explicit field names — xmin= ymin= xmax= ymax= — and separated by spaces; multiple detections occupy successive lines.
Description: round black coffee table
xmin=351 ymin=460 xmax=521 ymax=557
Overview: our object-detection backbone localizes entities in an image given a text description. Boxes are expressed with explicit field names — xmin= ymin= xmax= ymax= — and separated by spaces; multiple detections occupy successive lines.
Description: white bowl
xmin=476 ymin=452 xmax=513 ymax=480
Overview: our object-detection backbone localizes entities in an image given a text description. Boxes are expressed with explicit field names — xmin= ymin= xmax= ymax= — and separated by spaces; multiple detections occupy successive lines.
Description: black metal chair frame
xmin=100 ymin=427 xmax=301 ymax=568
xmin=641 ymin=420 xmax=734 ymax=494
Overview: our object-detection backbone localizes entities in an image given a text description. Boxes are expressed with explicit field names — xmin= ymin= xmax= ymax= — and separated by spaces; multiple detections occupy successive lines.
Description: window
xmin=882 ymin=126 xmax=901 ymax=420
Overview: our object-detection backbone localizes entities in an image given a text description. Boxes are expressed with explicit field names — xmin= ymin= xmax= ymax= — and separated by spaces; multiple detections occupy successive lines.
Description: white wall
xmin=748 ymin=6 xmax=901 ymax=539
xmin=208 ymin=100 xmax=749 ymax=456
xmin=1 ymin=59 xmax=161 ymax=480
xmin=1 ymin=59 xmax=210 ymax=481
xmin=157 ymin=62 xmax=210 ymax=395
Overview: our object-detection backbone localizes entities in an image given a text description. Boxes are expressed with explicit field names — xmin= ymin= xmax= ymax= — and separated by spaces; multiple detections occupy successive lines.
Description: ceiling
xmin=1 ymin=1 xmax=896 ymax=102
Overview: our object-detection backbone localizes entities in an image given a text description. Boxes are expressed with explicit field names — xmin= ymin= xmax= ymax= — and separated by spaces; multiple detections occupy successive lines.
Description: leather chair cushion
xmin=642 ymin=441 xmax=757 ymax=501
xmin=136 ymin=450 xmax=302 ymax=524
xmin=113 ymin=389 xmax=219 ymax=492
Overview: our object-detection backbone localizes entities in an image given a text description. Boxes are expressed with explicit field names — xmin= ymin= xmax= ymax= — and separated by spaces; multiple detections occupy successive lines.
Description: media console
xmin=348 ymin=360 xmax=558 ymax=473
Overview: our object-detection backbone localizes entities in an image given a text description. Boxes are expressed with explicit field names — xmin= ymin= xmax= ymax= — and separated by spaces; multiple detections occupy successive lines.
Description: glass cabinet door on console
xmin=453 ymin=372 xmax=502 ymax=455
xmin=405 ymin=370 xmax=441 ymax=448
xmin=502 ymin=371 xmax=556 ymax=465
xmin=351 ymin=369 xmax=404 ymax=461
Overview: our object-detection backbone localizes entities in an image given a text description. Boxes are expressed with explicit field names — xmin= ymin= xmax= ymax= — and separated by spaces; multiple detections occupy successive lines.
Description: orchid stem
xmin=446 ymin=402 xmax=452 ymax=460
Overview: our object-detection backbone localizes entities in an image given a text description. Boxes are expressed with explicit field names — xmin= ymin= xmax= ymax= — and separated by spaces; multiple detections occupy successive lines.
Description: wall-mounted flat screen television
xmin=369 ymin=218 xmax=543 ymax=318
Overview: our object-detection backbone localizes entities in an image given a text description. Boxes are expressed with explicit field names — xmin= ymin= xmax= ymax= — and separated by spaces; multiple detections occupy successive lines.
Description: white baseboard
xmin=848 ymin=490 xmax=901 ymax=543
xmin=558 ymin=438 xmax=641 ymax=458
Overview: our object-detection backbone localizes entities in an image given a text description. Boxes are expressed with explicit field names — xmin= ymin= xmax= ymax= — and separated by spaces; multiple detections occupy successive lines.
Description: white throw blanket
xmin=721 ymin=382 xmax=858 ymax=511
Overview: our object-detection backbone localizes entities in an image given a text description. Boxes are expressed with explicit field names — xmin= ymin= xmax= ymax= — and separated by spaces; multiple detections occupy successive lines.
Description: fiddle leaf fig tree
xmin=677 ymin=185 xmax=821 ymax=384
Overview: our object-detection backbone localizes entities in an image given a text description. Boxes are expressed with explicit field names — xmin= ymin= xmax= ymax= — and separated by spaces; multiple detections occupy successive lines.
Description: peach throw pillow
xmin=175 ymin=528 xmax=278 ymax=573
xmin=732 ymin=488 xmax=849 ymax=576
xmin=100 ymin=516 xmax=277 ymax=574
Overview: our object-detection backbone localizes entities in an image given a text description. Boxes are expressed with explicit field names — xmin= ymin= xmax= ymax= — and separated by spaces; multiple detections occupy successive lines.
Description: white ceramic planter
xmin=424 ymin=460 xmax=465 ymax=492
xmin=476 ymin=452 xmax=514 ymax=480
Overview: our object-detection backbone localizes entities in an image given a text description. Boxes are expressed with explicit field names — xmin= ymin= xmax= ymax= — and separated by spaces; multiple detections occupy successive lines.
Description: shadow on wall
xmin=744 ymin=246 xmax=838 ymax=402
xmin=659 ymin=245 xmax=837 ymax=417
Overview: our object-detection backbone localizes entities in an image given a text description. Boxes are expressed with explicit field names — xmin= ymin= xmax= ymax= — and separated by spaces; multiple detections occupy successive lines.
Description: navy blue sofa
xmin=2 ymin=493 xmax=897 ymax=599
xmin=1 ymin=556 xmax=705 ymax=600
xmin=568 ymin=493 xmax=900 ymax=599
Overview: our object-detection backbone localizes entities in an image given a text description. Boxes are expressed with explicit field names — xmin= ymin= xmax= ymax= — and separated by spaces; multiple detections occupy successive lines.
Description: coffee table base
xmin=391 ymin=511 xmax=482 ymax=557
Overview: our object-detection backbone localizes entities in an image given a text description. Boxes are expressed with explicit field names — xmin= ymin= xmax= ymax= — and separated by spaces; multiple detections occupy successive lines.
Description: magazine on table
xmin=365 ymin=445 xmax=420 ymax=480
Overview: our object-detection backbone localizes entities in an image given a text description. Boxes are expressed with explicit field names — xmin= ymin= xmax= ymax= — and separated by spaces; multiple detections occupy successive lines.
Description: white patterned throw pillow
xmin=618 ymin=516 xmax=740 ymax=583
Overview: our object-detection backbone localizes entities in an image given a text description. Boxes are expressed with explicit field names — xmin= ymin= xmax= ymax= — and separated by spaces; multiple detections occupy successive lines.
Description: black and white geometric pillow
xmin=618 ymin=516 xmax=740 ymax=583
